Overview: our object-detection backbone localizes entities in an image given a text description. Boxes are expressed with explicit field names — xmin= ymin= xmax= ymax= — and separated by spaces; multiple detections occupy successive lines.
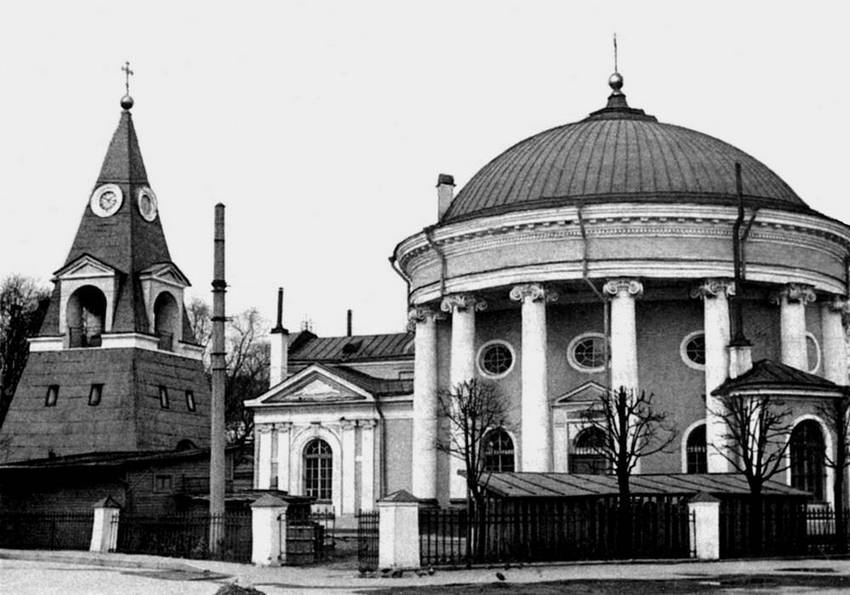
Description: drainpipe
xmin=577 ymin=205 xmax=612 ymax=391
xmin=740 ymin=208 xmax=760 ymax=280
xmin=375 ymin=400 xmax=388 ymax=498
xmin=424 ymin=225 xmax=447 ymax=298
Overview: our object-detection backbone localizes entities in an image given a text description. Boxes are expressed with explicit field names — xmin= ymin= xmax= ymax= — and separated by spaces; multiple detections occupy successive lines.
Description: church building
xmin=249 ymin=70 xmax=850 ymax=520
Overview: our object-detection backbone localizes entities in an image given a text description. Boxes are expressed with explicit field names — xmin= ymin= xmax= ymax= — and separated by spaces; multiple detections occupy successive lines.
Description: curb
xmin=0 ymin=548 xmax=213 ymax=574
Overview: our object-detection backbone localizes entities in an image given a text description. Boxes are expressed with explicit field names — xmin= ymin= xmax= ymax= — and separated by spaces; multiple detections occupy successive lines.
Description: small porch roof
xmin=711 ymin=359 xmax=849 ymax=398
xmin=478 ymin=472 xmax=809 ymax=499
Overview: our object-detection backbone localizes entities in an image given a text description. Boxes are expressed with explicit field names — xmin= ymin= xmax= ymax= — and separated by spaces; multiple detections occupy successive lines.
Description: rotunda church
xmin=250 ymin=71 xmax=850 ymax=517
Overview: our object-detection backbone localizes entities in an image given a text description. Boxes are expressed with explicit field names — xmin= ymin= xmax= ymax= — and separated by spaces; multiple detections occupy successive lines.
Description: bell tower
xmin=0 ymin=79 xmax=210 ymax=463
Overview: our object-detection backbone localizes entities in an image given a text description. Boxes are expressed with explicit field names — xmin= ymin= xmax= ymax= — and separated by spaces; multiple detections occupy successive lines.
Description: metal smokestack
xmin=347 ymin=309 xmax=353 ymax=337
xmin=209 ymin=203 xmax=227 ymax=552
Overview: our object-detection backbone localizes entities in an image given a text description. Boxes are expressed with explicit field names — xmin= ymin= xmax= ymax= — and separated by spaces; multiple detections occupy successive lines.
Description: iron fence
xmin=420 ymin=497 xmax=693 ymax=567
xmin=0 ymin=512 xmax=93 ymax=550
xmin=719 ymin=498 xmax=807 ymax=558
xmin=309 ymin=509 xmax=335 ymax=550
xmin=357 ymin=510 xmax=380 ymax=572
xmin=115 ymin=512 xmax=251 ymax=562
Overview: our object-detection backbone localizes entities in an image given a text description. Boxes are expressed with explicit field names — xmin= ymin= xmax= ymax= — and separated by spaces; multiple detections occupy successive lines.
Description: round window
xmin=477 ymin=341 xmax=515 ymax=378
xmin=567 ymin=333 xmax=607 ymax=373
xmin=680 ymin=331 xmax=706 ymax=370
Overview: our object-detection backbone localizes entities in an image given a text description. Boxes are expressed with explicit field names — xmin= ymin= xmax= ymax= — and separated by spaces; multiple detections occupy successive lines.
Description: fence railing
xmin=309 ymin=510 xmax=335 ymax=551
xmin=0 ymin=512 xmax=93 ymax=550
xmin=115 ymin=512 xmax=252 ymax=562
xmin=719 ymin=498 xmax=807 ymax=558
xmin=357 ymin=510 xmax=380 ymax=572
xmin=419 ymin=497 xmax=694 ymax=567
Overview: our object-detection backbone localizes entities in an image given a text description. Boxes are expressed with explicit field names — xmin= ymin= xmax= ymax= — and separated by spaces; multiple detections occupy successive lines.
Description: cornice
xmin=396 ymin=204 xmax=850 ymax=271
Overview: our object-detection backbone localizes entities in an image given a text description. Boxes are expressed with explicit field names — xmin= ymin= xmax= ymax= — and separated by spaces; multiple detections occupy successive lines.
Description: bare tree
xmin=186 ymin=299 xmax=269 ymax=445
xmin=818 ymin=396 xmax=850 ymax=553
xmin=713 ymin=394 xmax=793 ymax=497
xmin=0 ymin=275 xmax=50 ymax=428
xmin=582 ymin=387 xmax=677 ymax=502
xmin=582 ymin=386 xmax=676 ymax=555
xmin=712 ymin=393 xmax=793 ymax=554
xmin=436 ymin=378 xmax=510 ymax=509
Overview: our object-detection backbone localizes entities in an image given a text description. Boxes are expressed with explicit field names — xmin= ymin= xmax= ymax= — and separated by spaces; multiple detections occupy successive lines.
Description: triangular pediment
xmin=247 ymin=364 xmax=374 ymax=407
xmin=139 ymin=262 xmax=190 ymax=287
xmin=554 ymin=381 xmax=609 ymax=406
xmin=54 ymin=254 xmax=117 ymax=280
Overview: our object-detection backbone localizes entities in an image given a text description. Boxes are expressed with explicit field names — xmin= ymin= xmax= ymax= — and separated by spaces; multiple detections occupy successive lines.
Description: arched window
xmin=153 ymin=291 xmax=179 ymax=351
xmin=303 ymin=439 xmax=333 ymax=501
xmin=66 ymin=285 xmax=106 ymax=347
xmin=569 ymin=427 xmax=608 ymax=475
xmin=482 ymin=428 xmax=515 ymax=472
xmin=686 ymin=424 xmax=707 ymax=474
xmin=790 ymin=420 xmax=826 ymax=501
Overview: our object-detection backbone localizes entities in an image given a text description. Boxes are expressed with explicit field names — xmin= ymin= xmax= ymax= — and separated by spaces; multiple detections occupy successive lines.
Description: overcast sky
xmin=1 ymin=1 xmax=848 ymax=337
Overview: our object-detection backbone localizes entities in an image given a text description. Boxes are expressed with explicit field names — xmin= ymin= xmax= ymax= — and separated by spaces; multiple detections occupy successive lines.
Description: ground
xmin=4 ymin=552 xmax=850 ymax=594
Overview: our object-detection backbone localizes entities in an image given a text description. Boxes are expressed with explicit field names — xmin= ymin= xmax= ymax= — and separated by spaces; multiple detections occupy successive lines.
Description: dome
xmin=442 ymin=84 xmax=807 ymax=223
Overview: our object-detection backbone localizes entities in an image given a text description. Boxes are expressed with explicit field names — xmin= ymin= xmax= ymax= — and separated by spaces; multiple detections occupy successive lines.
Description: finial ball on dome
xmin=120 ymin=94 xmax=134 ymax=110
xmin=608 ymin=72 xmax=624 ymax=92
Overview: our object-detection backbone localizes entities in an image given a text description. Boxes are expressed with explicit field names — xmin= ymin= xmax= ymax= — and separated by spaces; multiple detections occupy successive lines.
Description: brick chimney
xmin=270 ymin=287 xmax=290 ymax=387
xmin=437 ymin=173 xmax=455 ymax=220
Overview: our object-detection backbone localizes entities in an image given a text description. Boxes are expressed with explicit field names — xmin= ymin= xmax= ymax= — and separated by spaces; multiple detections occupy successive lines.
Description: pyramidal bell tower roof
xmin=39 ymin=94 xmax=186 ymax=336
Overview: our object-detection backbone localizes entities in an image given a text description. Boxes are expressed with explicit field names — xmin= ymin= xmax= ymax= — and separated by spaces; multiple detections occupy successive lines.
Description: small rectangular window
xmin=88 ymin=384 xmax=103 ymax=406
xmin=153 ymin=474 xmax=173 ymax=493
xmin=185 ymin=390 xmax=196 ymax=412
xmin=45 ymin=385 xmax=59 ymax=407
xmin=159 ymin=386 xmax=169 ymax=409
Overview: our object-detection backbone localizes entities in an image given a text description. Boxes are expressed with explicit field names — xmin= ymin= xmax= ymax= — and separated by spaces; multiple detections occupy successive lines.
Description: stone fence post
xmin=251 ymin=494 xmax=289 ymax=566
xmin=378 ymin=489 xmax=420 ymax=569
xmin=689 ymin=492 xmax=721 ymax=560
xmin=89 ymin=497 xmax=121 ymax=553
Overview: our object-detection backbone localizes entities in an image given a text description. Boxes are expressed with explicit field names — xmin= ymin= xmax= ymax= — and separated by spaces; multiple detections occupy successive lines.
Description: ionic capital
xmin=273 ymin=422 xmax=292 ymax=432
xmin=440 ymin=293 xmax=488 ymax=314
xmin=256 ymin=424 xmax=273 ymax=435
xmin=690 ymin=278 xmax=736 ymax=300
xmin=340 ymin=418 xmax=357 ymax=430
xmin=603 ymin=278 xmax=644 ymax=299
xmin=769 ymin=283 xmax=816 ymax=306
xmin=360 ymin=419 xmax=378 ymax=429
xmin=407 ymin=305 xmax=444 ymax=330
xmin=826 ymin=295 xmax=850 ymax=314
xmin=509 ymin=283 xmax=559 ymax=304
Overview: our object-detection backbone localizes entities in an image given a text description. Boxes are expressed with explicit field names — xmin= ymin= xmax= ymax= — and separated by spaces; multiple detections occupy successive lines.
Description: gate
xmin=356 ymin=510 xmax=380 ymax=571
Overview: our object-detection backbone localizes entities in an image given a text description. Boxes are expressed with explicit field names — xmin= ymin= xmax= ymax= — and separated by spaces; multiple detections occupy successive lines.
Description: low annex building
xmin=249 ymin=70 xmax=850 ymax=515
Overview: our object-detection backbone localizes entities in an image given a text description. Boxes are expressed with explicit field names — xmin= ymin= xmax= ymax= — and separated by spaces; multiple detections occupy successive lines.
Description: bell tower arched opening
xmin=66 ymin=285 xmax=106 ymax=348
xmin=153 ymin=291 xmax=179 ymax=351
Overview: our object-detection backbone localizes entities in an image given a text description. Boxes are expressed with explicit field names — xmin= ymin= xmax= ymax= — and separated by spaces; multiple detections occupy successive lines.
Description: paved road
xmin=5 ymin=555 xmax=850 ymax=594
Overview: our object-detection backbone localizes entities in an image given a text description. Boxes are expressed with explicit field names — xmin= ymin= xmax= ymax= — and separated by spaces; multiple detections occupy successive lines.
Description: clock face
xmin=137 ymin=187 xmax=158 ymax=222
xmin=89 ymin=184 xmax=123 ymax=217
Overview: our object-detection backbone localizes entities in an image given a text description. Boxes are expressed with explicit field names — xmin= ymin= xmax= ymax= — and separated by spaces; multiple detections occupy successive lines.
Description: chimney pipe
xmin=270 ymin=287 xmax=290 ymax=387
xmin=437 ymin=173 xmax=455 ymax=220
xmin=347 ymin=309 xmax=353 ymax=337
xmin=209 ymin=203 xmax=227 ymax=552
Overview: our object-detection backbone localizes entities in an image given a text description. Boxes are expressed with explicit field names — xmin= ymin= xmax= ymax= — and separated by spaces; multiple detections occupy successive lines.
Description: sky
xmin=1 ymin=1 xmax=848 ymax=337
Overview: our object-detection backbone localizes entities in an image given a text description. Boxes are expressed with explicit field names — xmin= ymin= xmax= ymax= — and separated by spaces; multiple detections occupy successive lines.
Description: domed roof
xmin=442 ymin=77 xmax=807 ymax=223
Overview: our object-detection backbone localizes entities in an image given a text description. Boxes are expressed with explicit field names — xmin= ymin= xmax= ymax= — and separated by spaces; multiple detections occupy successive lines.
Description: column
xmin=440 ymin=293 xmax=487 ymax=501
xmin=361 ymin=419 xmax=377 ymax=511
xmin=822 ymin=296 xmax=849 ymax=385
xmin=603 ymin=278 xmax=643 ymax=392
xmin=276 ymin=422 xmax=292 ymax=493
xmin=341 ymin=419 xmax=357 ymax=515
xmin=408 ymin=306 xmax=441 ymax=501
xmin=771 ymin=283 xmax=816 ymax=370
xmin=510 ymin=283 xmax=558 ymax=472
xmin=256 ymin=424 xmax=273 ymax=489
xmin=691 ymin=279 xmax=735 ymax=473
